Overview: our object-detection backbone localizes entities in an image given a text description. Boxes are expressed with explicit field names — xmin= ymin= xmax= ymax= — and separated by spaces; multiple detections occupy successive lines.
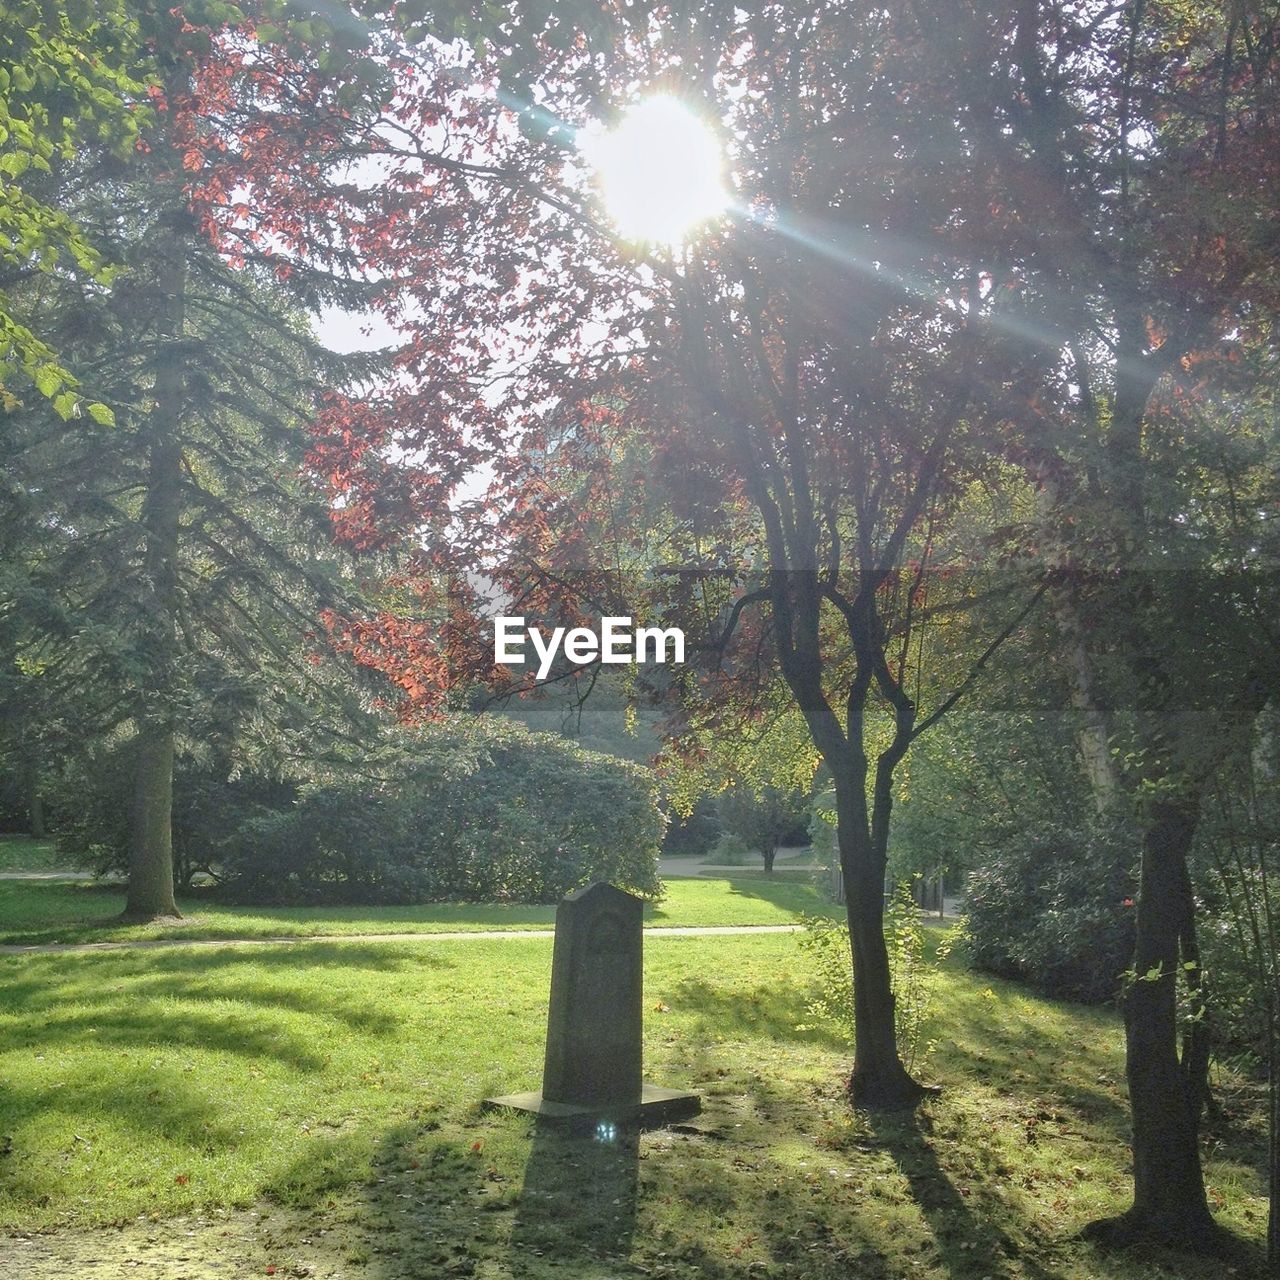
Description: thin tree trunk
xmin=1049 ymin=583 xmax=1125 ymax=813
xmin=1270 ymin=999 xmax=1279 ymax=1272
xmin=762 ymin=842 xmax=777 ymax=874
xmin=835 ymin=774 xmax=928 ymax=1109
xmin=23 ymin=757 xmax=45 ymax=839
xmin=1176 ymin=853 xmax=1212 ymax=1123
xmin=126 ymin=725 xmax=178 ymax=920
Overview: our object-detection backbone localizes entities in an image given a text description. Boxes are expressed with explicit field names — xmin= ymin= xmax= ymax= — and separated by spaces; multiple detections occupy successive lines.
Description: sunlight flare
xmin=581 ymin=96 xmax=728 ymax=246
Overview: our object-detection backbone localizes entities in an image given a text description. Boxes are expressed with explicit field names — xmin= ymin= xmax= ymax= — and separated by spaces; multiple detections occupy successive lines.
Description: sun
xmin=581 ymin=96 xmax=729 ymax=247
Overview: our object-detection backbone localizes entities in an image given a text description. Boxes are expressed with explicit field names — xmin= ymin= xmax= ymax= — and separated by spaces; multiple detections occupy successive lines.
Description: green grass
xmin=0 ymin=875 xmax=839 ymax=947
xmin=0 ymin=929 xmax=1268 ymax=1278
xmin=0 ymin=833 xmax=68 ymax=872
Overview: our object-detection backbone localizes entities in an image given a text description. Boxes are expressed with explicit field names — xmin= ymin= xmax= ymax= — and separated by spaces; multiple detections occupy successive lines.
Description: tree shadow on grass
xmin=0 ymin=945 xmax=445 ymax=1199
xmin=4 ymin=1002 xmax=338 ymax=1069
xmin=868 ymin=1110 xmax=1062 ymax=1280
xmin=932 ymin=980 xmax=1129 ymax=1124
xmin=1 ymin=1072 xmax=264 ymax=1155
xmin=0 ymin=940 xmax=451 ymax=1006
xmin=645 ymin=873 xmax=835 ymax=924
xmin=661 ymin=974 xmax=849 ymax=1052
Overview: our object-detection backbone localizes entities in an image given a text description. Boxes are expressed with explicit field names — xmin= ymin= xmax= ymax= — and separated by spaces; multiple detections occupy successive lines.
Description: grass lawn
xmin=0 ymin=927 xmax=1268 ymax=1278
xmin=0 ymin=875 xmax=840 ymax=947
xmin=0 ymin=834 xmax=68 ymax=873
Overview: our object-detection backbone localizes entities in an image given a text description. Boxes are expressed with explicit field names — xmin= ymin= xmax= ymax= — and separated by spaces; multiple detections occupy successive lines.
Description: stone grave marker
xmin=486 ymin=882 xmax=700 ymax=1127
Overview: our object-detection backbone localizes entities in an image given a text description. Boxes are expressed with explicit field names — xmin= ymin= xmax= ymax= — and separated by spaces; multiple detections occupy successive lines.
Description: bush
xmin=57 ymin=747 xmax=296 ymax=888
xmin=963 ymin=822 xmax=1136 ymax=1003
xmin=217 ymin=718 xmax=665 ymax=905
xmin=1192 ymin=804 xmax=1280 ymax=1063
xmin=662 ymin=794 xmax=720 ymax=857
xmin=704 ymin=831 xmax=753 ymax=865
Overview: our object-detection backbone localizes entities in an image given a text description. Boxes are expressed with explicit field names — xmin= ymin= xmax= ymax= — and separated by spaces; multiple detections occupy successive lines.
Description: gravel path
xmin=0 ymin=870 xmax=107 ymax=880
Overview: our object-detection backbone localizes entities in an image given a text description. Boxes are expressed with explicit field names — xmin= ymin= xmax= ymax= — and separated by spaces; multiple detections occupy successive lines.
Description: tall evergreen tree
xmin=1 ymin=2 xmax=387 ymax=917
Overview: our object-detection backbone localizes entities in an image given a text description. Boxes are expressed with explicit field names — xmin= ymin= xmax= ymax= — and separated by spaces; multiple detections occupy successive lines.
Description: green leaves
xmin=0 ymin=149 xmax=31 ymax=177
xmin=31 ymin=363 xmax=62 ymax=398
xmin=1 ymin=1 xmax=149 ymax=409
xmin=51 ymin=390 xmax=78 ymax=420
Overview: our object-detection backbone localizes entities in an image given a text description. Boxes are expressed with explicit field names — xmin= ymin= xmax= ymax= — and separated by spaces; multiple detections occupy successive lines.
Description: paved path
xmin=0 ymin=870 xmax=106 ymax=880
xmin=0 ymin=922 xmax=803 ymax=957
xmin=658 ymin=847 xmax=818 ymax=878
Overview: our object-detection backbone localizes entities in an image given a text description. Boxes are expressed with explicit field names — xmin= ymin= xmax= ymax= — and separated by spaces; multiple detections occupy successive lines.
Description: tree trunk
xmin=1088 ymin=796 xmax=1218 ymax=1248
xmin=1052 ymin=587 xmax=1124 ymax=814
xmin=762 ymin=842 xmax=777 ymax=874
xmin=835 ymin=776 xmax=929 ymax=1109
xmin=125 ymin=726 xmax=178 ymax=920
xmin=23 ymin=758 xmax=45 ymax=839
xmin=1270 ymin=1003 xmax=1279 ymax=1273
xmin=122 ymin=196 xmax=187 ymax=923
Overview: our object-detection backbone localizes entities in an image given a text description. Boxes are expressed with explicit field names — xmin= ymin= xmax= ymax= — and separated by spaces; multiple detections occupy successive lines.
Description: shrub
xmin=217 ymin=718 xmax=665 ymax=905
xmin=963 ymin=822 xmax=1136 ymax=1003
xmin=798 ymin=880 xmax=952 ymax=1073
xmin=704 ymin=831 xmax=753 ymax=865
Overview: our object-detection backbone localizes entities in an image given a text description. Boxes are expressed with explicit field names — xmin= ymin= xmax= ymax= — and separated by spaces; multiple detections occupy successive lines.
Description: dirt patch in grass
xmin=6 ymin=1207 xmax=320 ymax=1279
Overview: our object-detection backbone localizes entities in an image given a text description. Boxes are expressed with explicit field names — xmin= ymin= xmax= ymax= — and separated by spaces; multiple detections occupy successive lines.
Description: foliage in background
xmin=963 ymin=822 xmax=1136 ymax=1005
xmin=886 ymin=691 xmax=1089 ymax=890
xmin=799 ymin=882 xmax=952 ymax=1075
xmin=56 ymin=745 xmax=298 ymax=889
xmin=0 ymin=0 xmax=148 ymax=416
xmin=216 ymin=718 xmax=664 ymax=905
xmin=1193 ymin=709 xmax=1280 ymax=1068
xmin=53 ymin=717 xmax=663 ymax=905
xmin=716 ymin=782 xmax=811 ymax=873
xmin=662 ymin=793 xmax=721 ymax=858
xmin=490 ymin=670 xmax=663 ymax=765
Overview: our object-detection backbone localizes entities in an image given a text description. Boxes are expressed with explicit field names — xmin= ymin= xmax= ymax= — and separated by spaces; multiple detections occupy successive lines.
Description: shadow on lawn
xmin=2 ymin=936 xmax=446 ymax=992
xmin=665 ymin=973 xmax=850 ymax=1052
xmin=645 ymin=872 xmax=837 ymax=924
xmin=509 ymin=1122 xmax=640 ymax=1263
xmin=250 ymin=1013 xmax=1263 ymax=1280
xmin=869 ymin=1110 xmax=1060 ymax=1280
xmin=275 ymin=1117 xmax=640 ymax=1279
xmin=0 ymin=945 xmax=439 ymax=1168
xmin=2 ymin=943 xmax=438 ymax=1038
xmin=934 ymin=980 xmax=1129 ymax=1125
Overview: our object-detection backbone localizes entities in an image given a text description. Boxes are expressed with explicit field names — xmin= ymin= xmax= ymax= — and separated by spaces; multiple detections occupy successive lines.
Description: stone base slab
xmin=484 ymin=1083 xmax=701 ymax=1130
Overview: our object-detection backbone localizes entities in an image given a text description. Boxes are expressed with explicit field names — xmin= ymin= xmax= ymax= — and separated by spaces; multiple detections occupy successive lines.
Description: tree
xmin=220 ymin=4 xmax=1046 ymax=1110
xmin=1 ymin=1 xmax=386 ymax=918
xmin=207 ymin=0 xmax=1280 ymax=1175
xmin=918 ymin=0 xmax=1280 ymax=1244
xmin=717 ymin=783 xmax=809 ymax=874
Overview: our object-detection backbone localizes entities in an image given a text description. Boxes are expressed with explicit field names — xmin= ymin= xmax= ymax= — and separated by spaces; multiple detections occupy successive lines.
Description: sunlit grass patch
xmin=0 ymin=874 xmax=839 ymax=946
xmin=0 ymin=930 xmax=1268 ymax=1277
xmin=0 ymin=835 xmax=66 ymax=872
